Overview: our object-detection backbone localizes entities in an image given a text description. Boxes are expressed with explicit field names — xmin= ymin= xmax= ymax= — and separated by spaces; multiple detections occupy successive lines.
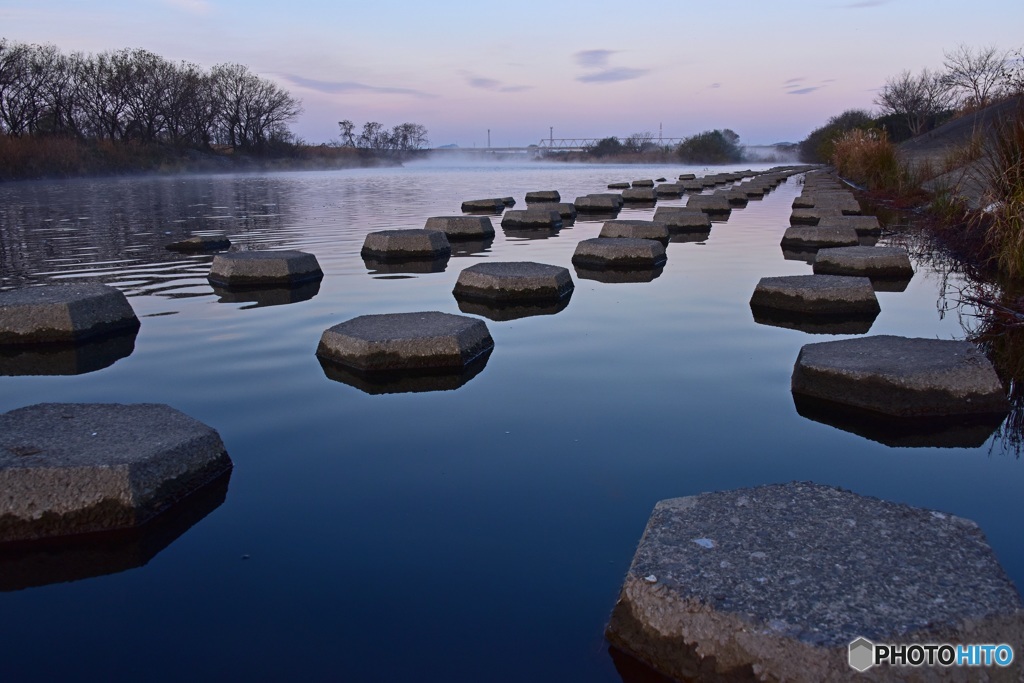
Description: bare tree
xmin=1003 ymin=48 xmax=1024 ymax=96
xmin=875 ymin=68 xmax=953 ymax=136
xmin=943 ymin=44 xmax=1008 ymax=108
xmin=337 ymin=119 xmax=355 ymax=146
xmin=623 ymin=131 xmax=654 ymax=153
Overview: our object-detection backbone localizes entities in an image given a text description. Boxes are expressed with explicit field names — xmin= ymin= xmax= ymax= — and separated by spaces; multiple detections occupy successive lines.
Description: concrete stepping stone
xmin=525 ymin=190 xmax=560 ymax=203
xmin=738 ymin=184 xmax=767 ymax=198
xmin=813 ymin=246 xmax=913 ymax=280
xmin=750 ymin=274 xmax=880 ymax=316
xmin=677 ymin=173 xmax=696 ymax=181
xmin=526 ymin=202 xmax=577 ymax=220
xmin=631 ymin=179 xmax=655 ymax=188
xmin=460 ymin=198 xmax=506 ymax=214
xmin=607 ymin=182 xmax=631 ymax=190
xmin=165 ymin=234 xmax=231 ymax=252
xmin=572 ymin=238 xmax=667 ymax=270
xmin=360 ymin=229 xmax=451 ymax=260
xmin=452 ymin=262 xmax=573 ymax=303
xmin=599 ymin=220 xmax=670 ymax=245
xmin=500 ymin=209 xmax=563 ymax=230
xmin=621 ymin=188 xmax=657 ymax=203
xmin=654 ymin=183 xmax=685 ymax=198
xmin=0 ymin=403 xmax=232 ymax=543
xmin=0 ymin=283 xmax=140 ymax=345
xmin=574 ymin=194 xmax=624 ymax=213
xmin=653 ymin=207 xmax=711 ymax=232
xmin=316 ymin=311 xmax=494 ymax=373
xmin=679 ymin=180 xmax=706 ymax=192
xmin=792 ymin=335 xmax=1010 ymax=418
xmin=717 ymin=189 xmax=749 ymax=207
xmin=424 ymin=216 xmax=496 ymax=240
xmin=781 ymin=226 xmax=859 ymax=249
xmin=208 ymin=250 xmax=323 ymax=288
xmin=212 ymin=280 xmax=321 ymax=308
xmin=685 ymin=194 xmax=732 ymax=216
xmin=790 ymin=207 xmax=843 ymax=225
xmin=817 ymin=215 xmax=882 ymax=236
xmin=606 ymin=481 xmax=1024 ymax=682
xmin=500 ymin=197 xmax=516 ymax=207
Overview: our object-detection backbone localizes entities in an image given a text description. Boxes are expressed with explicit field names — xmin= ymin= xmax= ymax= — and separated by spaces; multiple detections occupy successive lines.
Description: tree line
xmin=584 ymin=128 xmax=743 ymax=163
xmin=337 ymin=120 xmax=428 ymax=152
xmin=0 ymin=38 xmax=301 ymax=151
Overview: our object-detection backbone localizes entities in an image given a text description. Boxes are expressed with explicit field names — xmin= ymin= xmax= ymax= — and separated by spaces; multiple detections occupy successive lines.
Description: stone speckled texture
xmin=500 ymin=209 xmax=563 ymax=229
xmin=575 ymin=194 xmax=624 ymax=213
xmin=0 ymin=403 xmax=231 ymax=543
xmin=0 ymin=283 xmax=140 ymax=345
xmin=525 ymin=202 xmax=577 ymax=219
xmin=316 ymin=311 xmax=494 ymax=372
xmin=424 ymin=216 xmax=496 ymax=240
xmin=813 ymin=246 xmax=914 ymax=279
xmin=165 ymin=234 xmax=231 ymax=252
xmin=790 ymin=207 xmax=844 ymax=225
xmin=654 ymin=207 xmax=712 ymax=232
xmin=781 ymin=226 xmax=860 ymax=249
xmin=524 ymin=190 xmax=560 ymax=203
xmin=792 ymin=335 xmax=1010 ymax=418
xmin=599 ymin=220 xmax=670 ymax=245
xmin=750 ymin=275 xmax=880 ymax=315
xmin=621 ymin=187 xmax=657 ymax=202
xmin=817 ymin=215 xmax=883 ymax=236
xmin=606 ymin=482 xmax=1024 ymax=682
xmin=207 ymin=250 xmax=323 ymax=287
xmin=685 ymin=195 xmax=732 ymax=215
xmin=572 ymin=238 xmax=667 ymax=269
xmin=655 ymin=183 xmax=685 ymax=198
xmin=360 ymin=229 xmax=450 ymax=260
xmin=452 ymin=262 xmax=573 ymax=303
xmin=459 ymin=198 xmax=506 ymax=214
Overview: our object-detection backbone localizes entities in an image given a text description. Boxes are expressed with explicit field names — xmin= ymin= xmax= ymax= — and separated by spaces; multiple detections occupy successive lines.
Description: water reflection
xmin=750 ymin=307 xmax=877 ymax=335
xmin=502 ymin=227 xmax=563 ymax=241
xmin=211 ymin=280 xmax=321 ymax=308
xmin=455 ymin=296 xmax=572 ymax=321
xmin=318 ymin=351 xmax=492 ymax=394
xmin=362 ymin=256 xmax=449 ymax=275
xmin=669 ymin=231 xmax=711 ymax=244
xmin=0 ymin=470 xmax=230 ymax=592
xmin=0 ymin=328 xmax=138 ymax=375
xmin=574 ymin=265 xmax=664 ymax=284
xmin=870 ymin=276 xmax=913 ymax=293
xmin=450 ymin=238 xmax=494 ymax=257
xmin=781 ymin=247 xmax=817 ymax=264
xmin=792 ymin=394 xmax=1004 ymax=448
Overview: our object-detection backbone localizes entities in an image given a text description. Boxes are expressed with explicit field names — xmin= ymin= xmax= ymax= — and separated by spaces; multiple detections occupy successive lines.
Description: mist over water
xmin=0 ymin=164 xmax=1021 ymax=682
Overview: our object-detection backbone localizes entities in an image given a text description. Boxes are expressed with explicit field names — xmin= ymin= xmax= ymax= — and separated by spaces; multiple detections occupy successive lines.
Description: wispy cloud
xmin=575 ymin=49 xmax=616 ymax=69
xmin=464 ymin=74 xmax=532 ymax=93
xmin=708 ymin=82 xmax=722 ymax=89
xmin=577 ymin=67 xmax=649 ymax=84
xmin=786 ymin=86 xmax=822 ymax=95
xmin=784 ymin=77 xmax=805 ymax=84
xmin=281 ymin=74 xmax=433 ymax=98
xmin=163 ymin=0 xmax=212 ymax=14
xmin=839 ymin=0 xmax=892 ymax=7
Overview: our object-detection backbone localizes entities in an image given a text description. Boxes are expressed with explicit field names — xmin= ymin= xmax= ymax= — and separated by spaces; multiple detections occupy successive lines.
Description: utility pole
xmin=550 ymin=127 xmax=553 ymax=146
xmin=659 ymin=122 xmax=663 ymax=145
xmin=487 ymin=129 xmax=491 ymax=148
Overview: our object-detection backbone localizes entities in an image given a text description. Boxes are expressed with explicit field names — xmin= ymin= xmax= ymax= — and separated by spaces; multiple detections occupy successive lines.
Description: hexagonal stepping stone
xmin=792 ymin=335 xmax=1010 ymax=418
xmin=0 ymin=283 xmax=140 ymax=345
xmin=781 ymin=226 xmax=859 ymax=249
xmin=739 ymin=184 xmax=767 ymax=198
xmin=525 ymin=190 xmax=560 ymax=203
xmin=654 ymin=183 xmax=685 ymax=198
xmin=165 ymin=234 xmax=231 ymax=252
xmin=599 ymin=220 xmax=670 ymax=245
xmin=790 ymin=207 xmax=843 ymax=225
xmin=500 ymin=196 xmax=516 ymax=207
xmin=750 ymin=274 xmax=880 ymax=316
xmin=360 ymin=229 xmax=451 ymax=260
xmin=527 ymin=202 xmax=577 ymax=221
xmin=621 ymin=187 xmax=657 ymax=203
xmin=653 ymin=207 xmax=712 ymax=233
xmin=678 ymin=180 xmax=706 ymax=192
xmin=500 ymin=209 xmax=562 ymax=230
xmin=677 ymin=173 xmax=696 ymax=181
xmin=685 ymin=194 xmax=732 ymax=216
xmin=207 ymin=250 xmax=323 ymax=288
xmin=316 ymin=311 xmax=494 ymax=373
xmin=812 ymin=246 xmax=913 ymax=280
xmin=452 ymin=262 xmax=573 ymax=303
xmin=424 ymin=216 xmax=496 ymax=240
xmin=607 ymin=182 xmax=631 ymax=190
xmin=631 ymin=179 xmax=654 ymax=187
xmin=817 ymin=215 xmax=882 ymax=236
xmin=460 ymin=198 xmax=506 ymax=214
xmin=572 ymin=238 xmax=666 ymax=269
xmin=718 ymin=189 xmax=749 ymax=207
xmin=574 ymin=194 xmax=624 ymax=213
xmin=0 ymin=403 xmax=232 ymax=543
xmin=606 ymin=481 xmax=1024 ymax=682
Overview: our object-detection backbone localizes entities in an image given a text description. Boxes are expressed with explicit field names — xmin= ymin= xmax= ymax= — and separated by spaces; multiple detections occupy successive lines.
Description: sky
xmin=2 ymin=0 xmax=1023 ymax=147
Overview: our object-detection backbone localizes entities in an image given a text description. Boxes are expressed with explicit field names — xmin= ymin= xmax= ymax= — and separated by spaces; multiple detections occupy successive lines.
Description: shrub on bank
xmin=831 ymin=129 xmax=910 ymax=193
xmin=980 ymin=104 xmax=1024 ymax=277
xmin=676 ymin=130 xmax=742 ymax=164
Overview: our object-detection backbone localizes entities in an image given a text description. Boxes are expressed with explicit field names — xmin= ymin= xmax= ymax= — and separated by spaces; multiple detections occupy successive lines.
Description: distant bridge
xmin=535 ymin=137 xmax=687 ymax=152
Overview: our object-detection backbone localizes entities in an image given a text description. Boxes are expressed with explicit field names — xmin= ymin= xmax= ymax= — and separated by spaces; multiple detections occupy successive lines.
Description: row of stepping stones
xmin=607 ymin=168 xmax=1022 ymax=680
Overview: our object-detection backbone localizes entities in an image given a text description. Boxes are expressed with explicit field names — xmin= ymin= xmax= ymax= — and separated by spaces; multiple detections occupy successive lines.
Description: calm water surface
xmin=0 ymin=162 xmax=1021 ymax=682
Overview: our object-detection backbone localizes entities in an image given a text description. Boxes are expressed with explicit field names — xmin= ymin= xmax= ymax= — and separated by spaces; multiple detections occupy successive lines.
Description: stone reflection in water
xmin=456 ymin=296 xmax=571 ymax=322
xmin=781 ymin=246 xmax=817 ymax=264
xmin=361 ymin=256 xmax=448 ymax=275
xmin=318 ymin=351 xmax=491 ymax=395
xmin=0 ymin=470 xmax=230 ymax=592
xmin=792 ymin=394 xmax=1004 ymax=448
xmin=449 ymin=238 xmax=494 ymax=258
xmin=0 ymin=328 xmax=138 ymax=376
xmin=750 ymin=307 xmax=877 ymax=335
xmin=607 ymin=645 xmax=683 ymax=683
xmin=211 ymin=280 xmax=321 ymax=308
xmin=870 ymin=276 xmax=913 ymax=293
xmin=669 ymin=231 xmax=711 ymax=244
xmin=502 ymin=227 xmax=562 ymax=241
xmin=574 ymin=265 xmax=664 ymax=284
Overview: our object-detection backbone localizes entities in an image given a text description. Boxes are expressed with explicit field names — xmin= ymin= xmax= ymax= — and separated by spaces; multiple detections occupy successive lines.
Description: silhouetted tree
xmin=677 ymin=130 xmax=742 ymax=164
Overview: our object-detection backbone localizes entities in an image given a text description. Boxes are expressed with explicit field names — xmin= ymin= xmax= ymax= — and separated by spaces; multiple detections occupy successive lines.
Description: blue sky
xmin=3 ymin=0 xmax=1022 ymax=146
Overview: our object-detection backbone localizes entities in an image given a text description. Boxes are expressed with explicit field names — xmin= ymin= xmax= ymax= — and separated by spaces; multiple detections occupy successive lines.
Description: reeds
xmin=979 ymin=104 xmax=1024 ymax=277
xmin=831 ymin=128 xmax=912 ymax=193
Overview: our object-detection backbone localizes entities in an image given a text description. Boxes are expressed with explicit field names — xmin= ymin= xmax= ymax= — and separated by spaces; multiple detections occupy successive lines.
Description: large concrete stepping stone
xmin=654 ymin=183 xmax=685 ymax=198
xmin=165 ymin=234 xmax=231 ymax=252
xmin=750 ymin=274 xmax=880 ymax=316
xmin=452 ymin=262 xmax=573 ymax=303
xmin=677 ymin=173 xmax=696 ymax=181
xmin=685 ymin=194 xmax=732 ymax=216
xmin=527 ymin=202 xmax=577 ymax=220
xmin=0 ymin=403 xmax=232 ymax=543
xmin=813 ymin=246 xmax=914 ymax=279
xmin=0 ymin=283 xmax=140 ymax=345
xmin=792 ymin=335 xmax=1010 ymax=418
xmin=606 ymin=481 xmax=1024 ymax=682
xmin=631 ymin=179 xmax=655 ymax=187
xmin=607 ymin=182 xmax=631 ymax=190
xmin=599 ymin=220 xmax=670 ymax=245
xmin=525 ymin=190 xmax=560 ymax=203
xmin=208 ymin=250 xmax=323 ymax=288
xmin=572 ymin=238 xmax=667 ymax=269
xmin=424 ymin=216 xmax=496 ymax=240
xmin=653 ymin=207 xmax=711 ymax=232
xmin=780 ymin=226 xmax=859 ymax=249
xmin=500 ymin=209 xmax=563 ymax=230
xmin=790 ymin=207 xmax=843 ymax=225
xmin=621 ymin=188 xmax=657 ymax=203
xmin=360 ymin=229 xmax=451 ymax=260
xmin=460 ymin=198 xmax=506 ymax=214
xmin=818 ymin=215 xmax=882 ymax=236
xmin=316 ymin=311 xmax=494 ymax=373
xmin=718 ymin=189 xmax=749 ymax=207
xmin=679 ymin=180 xmax=706 ymax=192
xmin=575 ymin=194 xmax=624 ymax=213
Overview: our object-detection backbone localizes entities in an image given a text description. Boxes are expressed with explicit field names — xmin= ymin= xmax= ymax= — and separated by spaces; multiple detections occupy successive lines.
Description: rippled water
xmin=1 ymin=162 xmax=1022 ymax=682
